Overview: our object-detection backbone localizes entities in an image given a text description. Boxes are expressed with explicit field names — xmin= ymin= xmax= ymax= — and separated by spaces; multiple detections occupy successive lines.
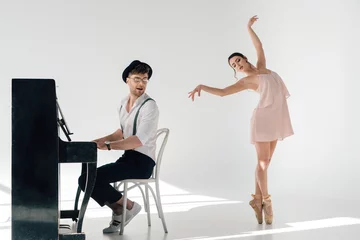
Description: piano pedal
xmin=59 ymin=224 xmax=71 ymax=230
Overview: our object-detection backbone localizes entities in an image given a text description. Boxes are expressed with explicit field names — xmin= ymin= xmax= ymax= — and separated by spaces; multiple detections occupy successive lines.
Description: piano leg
xmin=76 ymin=162 xmax=97 ymax=233
xmin=72 ymin=163 xmax=87 ymax=222
xmin=73 ymin=186 xmax=82 ymax=222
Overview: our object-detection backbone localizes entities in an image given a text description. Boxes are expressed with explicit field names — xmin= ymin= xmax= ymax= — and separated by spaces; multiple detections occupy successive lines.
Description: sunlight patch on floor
xmin=174 ymin=217 xmax=360 ymax=240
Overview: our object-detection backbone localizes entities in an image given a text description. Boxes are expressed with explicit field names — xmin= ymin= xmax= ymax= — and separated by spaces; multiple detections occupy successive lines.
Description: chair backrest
xmin=152 ymin=128 xmax=169 ymax=179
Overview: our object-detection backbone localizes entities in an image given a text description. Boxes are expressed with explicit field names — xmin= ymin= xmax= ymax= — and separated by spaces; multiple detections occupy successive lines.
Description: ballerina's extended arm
xmin=247 ymin=15 xmax=266 ymax=70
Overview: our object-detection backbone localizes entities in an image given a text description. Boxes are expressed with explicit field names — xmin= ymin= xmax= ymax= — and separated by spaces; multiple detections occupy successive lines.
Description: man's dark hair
xmin=129 ymin=63 xmax=151 ymax=76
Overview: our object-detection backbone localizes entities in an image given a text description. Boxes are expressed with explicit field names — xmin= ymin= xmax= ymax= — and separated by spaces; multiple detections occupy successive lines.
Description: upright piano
xmin=11 ymin=78 xmax=97 ymax=240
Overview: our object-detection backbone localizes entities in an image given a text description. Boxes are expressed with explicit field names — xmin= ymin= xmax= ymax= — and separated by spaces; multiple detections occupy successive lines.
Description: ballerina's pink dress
xmin=250 ymin=71 xmax=294 ymax=144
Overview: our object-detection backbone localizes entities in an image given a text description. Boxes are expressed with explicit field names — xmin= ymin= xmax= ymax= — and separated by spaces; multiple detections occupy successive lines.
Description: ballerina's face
xmin=229 ymin=56 xmax=249 ymax=73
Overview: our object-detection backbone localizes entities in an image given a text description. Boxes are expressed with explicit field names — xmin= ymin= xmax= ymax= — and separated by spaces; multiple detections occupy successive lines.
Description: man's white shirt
xmin=118 ymin=93 xmax=159 ymax=161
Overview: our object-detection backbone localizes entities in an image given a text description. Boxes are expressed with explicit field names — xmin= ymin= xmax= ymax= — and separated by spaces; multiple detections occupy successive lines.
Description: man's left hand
xmin=93 ymin=140 xmax=107 ymax=150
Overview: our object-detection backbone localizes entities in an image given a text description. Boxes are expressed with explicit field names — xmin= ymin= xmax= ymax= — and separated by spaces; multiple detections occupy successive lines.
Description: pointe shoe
xmin=263 ymin=195 xmax=273 ymax=225
xmin=249 ymin=194 xmax=263 ymax=224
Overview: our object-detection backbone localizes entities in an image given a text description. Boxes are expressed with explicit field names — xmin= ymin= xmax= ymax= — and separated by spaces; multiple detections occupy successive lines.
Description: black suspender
xmin=132 ymin=98 xmax=154 ymax=135
xmin=119 ymin=98 xmax=155 ymax=135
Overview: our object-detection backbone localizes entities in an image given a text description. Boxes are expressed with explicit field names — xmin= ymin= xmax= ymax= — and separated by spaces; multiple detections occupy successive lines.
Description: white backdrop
xmin=1 ymin=0 xmax=359 ymax=209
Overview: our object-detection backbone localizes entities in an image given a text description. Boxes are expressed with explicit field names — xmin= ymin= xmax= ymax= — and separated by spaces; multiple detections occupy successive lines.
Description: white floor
xmin=1 ymin=181 xmax=360 ymax=240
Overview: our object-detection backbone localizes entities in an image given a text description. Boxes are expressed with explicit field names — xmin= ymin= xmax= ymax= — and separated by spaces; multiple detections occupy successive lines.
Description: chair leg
xmin=148 ymin=182 xmax=168 ymax=233
xmin=136 ymin=184 xmax=148 ymax=213
xmin=145 ymin=184 xmax=151 ymax=226
xmin=114 ymin=182 xmax=124 ymax=198
xmin=120 ymin=182 xmax=128 ymax=235
xmin=155 ymin=181 xmax=168 ymax=233
xmin=148 ymin=186 xmax=160 ymax=218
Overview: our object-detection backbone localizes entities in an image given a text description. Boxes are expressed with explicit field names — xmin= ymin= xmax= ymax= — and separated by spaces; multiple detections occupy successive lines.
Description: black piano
xmin=11 ymin=79 xmax=97 ymax=240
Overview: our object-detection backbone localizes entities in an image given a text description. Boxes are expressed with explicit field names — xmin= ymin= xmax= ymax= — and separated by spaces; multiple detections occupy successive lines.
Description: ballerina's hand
xmin=188 ymin=85 xmax=202 ymax=101
xmin=248 ymin=15 xmax=258 ymax=28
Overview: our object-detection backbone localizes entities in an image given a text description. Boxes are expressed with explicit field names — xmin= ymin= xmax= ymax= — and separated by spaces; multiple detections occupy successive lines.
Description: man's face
xmin=126 ymin=72 xmax=149 ymax=97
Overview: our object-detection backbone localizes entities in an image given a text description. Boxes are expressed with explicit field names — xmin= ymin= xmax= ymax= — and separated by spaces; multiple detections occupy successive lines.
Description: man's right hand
xmin=91 ymin=129 xmax=123 ymax=149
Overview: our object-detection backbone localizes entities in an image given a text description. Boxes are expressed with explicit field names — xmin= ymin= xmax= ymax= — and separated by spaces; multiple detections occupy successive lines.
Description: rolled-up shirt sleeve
xmin=135 ymin=101 xmax=159 ymax=145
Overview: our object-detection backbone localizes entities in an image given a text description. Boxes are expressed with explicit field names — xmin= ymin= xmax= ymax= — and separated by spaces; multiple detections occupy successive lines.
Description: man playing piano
xmin=78 ymin=60 xmax=159 ymax=233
